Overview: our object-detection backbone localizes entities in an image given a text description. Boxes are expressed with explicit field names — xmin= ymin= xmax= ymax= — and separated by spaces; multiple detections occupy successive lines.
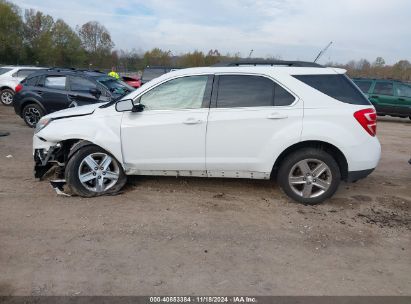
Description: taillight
xmin=15 ymin=83 xmax=23 ymax=93
xmin=354 ymin=108 xmax=377 ymax=136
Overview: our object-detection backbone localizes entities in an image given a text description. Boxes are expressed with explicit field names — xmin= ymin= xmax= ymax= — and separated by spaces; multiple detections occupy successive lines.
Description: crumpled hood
xmin=43 ymin=103 xmax=103 ymax=120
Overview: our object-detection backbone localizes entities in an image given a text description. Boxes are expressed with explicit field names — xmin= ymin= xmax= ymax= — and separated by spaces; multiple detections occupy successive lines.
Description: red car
xmin=122 ymin=75 xmax=141 ymax=88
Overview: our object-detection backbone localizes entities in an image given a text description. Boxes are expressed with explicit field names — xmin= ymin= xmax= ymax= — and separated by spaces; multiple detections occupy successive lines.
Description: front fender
xmin=34 ymin=112 xmax=124 ymax=166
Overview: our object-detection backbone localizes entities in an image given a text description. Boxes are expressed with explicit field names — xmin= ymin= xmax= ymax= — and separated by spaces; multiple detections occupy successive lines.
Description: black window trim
xmin=210 ymin=73 xmax=297 ymax=109
xmin=134 ymin=74 xmax=214 ymax=110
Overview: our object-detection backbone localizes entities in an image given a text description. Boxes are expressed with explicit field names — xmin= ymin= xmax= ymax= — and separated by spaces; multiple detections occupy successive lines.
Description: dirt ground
xmin=0 ymin=105 xmax=410 ymax=296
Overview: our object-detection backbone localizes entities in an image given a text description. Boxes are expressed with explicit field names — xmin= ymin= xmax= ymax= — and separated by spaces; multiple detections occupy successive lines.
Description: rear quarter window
xmin=293 ymin=74 xmax=370 ymax=105
xmin=24 ymin=76 xmax=39 ymax=86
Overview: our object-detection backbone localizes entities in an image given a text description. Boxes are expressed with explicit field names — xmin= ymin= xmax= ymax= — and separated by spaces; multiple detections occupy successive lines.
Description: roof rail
xmin=212 ymin=59 xmax=323 ymax=68
xmin=46 ymin=67 xmax=104 ymax=73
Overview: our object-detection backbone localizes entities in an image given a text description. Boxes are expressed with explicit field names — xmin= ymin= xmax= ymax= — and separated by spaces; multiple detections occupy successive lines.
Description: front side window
xmin=70 ymin=76 xmax=97 ymax=92
xmin=216 ymin=75 xmax=274 ymax=108
xmin=373 ymin=82 xmax=394 ymax=96
xmin=44 ymin=76 xmax=66 ymax=90
xmin=354 ymin=80 xmax=373 ymax=93
xmin=293 ymin=74 xmax=370 ymax=105
xmin=140 ymin=76 xmax=208 ymax=110
xmin=395 ymin=83 xmax=411 ymax=98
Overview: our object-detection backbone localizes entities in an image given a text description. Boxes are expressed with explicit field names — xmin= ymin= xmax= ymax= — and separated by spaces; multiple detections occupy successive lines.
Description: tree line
xmin=1 ymin=0 xmax=410 ymax=81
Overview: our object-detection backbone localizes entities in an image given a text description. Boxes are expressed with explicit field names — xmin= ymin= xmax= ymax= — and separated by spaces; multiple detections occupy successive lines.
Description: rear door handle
xmin=371 ymin=95 xmax=379 ymax=98
xmin=398 ymin=98 xmax=405 ymax=101
xmin=183 ymin=118 xmax=203 ymax=125
xmin=267 ymin=113 xmax=288 ymax=119
xmin=34 ymin=90 xmax=43 ymax=96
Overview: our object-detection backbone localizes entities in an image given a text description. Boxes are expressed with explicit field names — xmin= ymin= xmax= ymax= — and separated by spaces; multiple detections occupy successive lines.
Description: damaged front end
xmin=34 ymin=142 xmax=70 ymax=179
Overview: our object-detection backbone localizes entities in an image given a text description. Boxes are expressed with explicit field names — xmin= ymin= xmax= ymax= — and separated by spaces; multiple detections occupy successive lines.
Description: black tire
xmin=0 ymin=88 xmax=14 ymax=106
xmin=277 ymin=148 xmax=341 ymax=204
xmin=22 ymin=103 xmax=44 ymax=128
xmin=65 ymin=145 xmax=127 ymax=197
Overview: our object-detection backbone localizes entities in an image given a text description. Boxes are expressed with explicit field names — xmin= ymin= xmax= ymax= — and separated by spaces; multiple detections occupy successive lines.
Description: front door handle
xmin=183 ymin=118 xmax=203 ymax=125
xmin=267 ymin=113 xmax=288 ymax=119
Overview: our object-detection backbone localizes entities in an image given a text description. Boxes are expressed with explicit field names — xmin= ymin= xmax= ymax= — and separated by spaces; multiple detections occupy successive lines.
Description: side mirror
xmin=132 ymin=103 xmax=145 ymax=112
xmin=90 ymin=88 xmax=101 ymax=97
xmin=115 ymin=99 xmax=134 ymax=112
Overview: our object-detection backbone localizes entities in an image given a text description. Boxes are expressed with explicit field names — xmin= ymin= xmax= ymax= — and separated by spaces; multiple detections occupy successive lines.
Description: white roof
xmin=0 ymin=66 xmax=46 ymax=69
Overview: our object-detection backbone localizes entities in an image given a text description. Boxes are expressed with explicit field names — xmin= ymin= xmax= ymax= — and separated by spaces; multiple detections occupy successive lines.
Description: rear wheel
xmin=277 ymin=148 xmax=341 ymax=204
xmin=0 ymin=88 xmax=14 ymax=105
xmin=65 ymin=145 xmax=127 ymax=197
xmin=22 ymin=103 xmax=44 ymax=128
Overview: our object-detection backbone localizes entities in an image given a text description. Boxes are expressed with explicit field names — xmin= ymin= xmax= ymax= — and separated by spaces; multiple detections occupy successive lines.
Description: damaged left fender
xmin=33 ymin=107 xmax=124 ymax=178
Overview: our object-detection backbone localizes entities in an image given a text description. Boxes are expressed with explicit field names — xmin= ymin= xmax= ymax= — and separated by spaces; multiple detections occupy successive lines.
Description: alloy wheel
xmin=24 ymin=107 xmax=41 ymax=127
xmin=1 ymin=91 xmax=13 ymax=105
xmin=288 ymin=158 xmax=332 ymax=199
xmin=78 ymin=152 xmax=120 ymax=193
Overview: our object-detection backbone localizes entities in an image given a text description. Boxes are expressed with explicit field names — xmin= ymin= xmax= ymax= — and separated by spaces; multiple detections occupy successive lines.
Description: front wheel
xmin=65 ymin=145 xmax=127 ymax=197
xmin=277 ymin=148 xmax=341 ymax=204
xmin=22 ymin=103 xmax=44 ymax=127
xmin=0 ymin=88 xmax=14 ymax=105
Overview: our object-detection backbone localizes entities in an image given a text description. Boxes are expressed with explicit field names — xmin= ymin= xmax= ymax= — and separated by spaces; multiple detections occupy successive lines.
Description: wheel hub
xmin=288 ymin=158 xmax=332 ymax=199
xmin=78 ymin=153 xmax=120 ymax=193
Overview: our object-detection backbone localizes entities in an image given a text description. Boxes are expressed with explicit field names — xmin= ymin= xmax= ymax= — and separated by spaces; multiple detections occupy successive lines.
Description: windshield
xmin=96 ymin=76 xmax=134 ymax=98
xmin=0 ymin=68 xmax=12 ymax=75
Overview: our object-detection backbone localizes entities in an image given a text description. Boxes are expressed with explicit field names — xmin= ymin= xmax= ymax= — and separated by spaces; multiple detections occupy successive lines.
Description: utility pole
xmin=248 ymin=49 xmax=254 ymax=58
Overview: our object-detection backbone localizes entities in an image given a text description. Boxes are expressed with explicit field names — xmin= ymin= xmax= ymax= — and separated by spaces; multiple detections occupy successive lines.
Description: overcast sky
xmin=13 ymin=0 xmax=411 ymax=64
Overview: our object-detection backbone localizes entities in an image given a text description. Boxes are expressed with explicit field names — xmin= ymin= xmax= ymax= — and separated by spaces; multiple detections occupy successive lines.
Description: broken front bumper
xmin=34 ymin=146 xmax=57 ymax=178
xmin=33 ymin=141 xmax=67 ymax=179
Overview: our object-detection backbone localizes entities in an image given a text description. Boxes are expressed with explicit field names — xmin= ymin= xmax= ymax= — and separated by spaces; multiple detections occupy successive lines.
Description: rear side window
xmin=373 ymin=82 xmax=393 ymax=96
xmin=216 ymin=75 xmax=274 ymax=107
xmin=354 ymin=80 xmax=373 ymax=93
xmin=16 ymin=69 xmax=38 ymax=78
xmin=293 ymin=74 xmax=370 ymax=105
xmin=395 ymin=83 xmax=411 ymax=98
xmin=0 ymin=68 xmax=12 ymax=75
xmin=44 ymin=76 xmax=67 ymax=90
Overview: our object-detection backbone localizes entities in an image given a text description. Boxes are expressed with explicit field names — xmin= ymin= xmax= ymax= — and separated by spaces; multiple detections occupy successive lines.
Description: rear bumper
xmin=346 ymin=168 xmax=374 ymax=182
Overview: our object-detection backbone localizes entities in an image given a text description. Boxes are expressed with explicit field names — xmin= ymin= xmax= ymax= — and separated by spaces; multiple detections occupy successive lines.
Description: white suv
xmin=33 ymin=61 xmax=381 ymax=204
xmin=0 ymin=66 xmax=46 ymax=105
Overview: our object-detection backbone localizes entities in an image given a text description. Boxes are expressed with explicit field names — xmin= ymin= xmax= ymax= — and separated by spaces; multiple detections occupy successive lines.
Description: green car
xmin=353 ymin=78 xmax=411 ymax=119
